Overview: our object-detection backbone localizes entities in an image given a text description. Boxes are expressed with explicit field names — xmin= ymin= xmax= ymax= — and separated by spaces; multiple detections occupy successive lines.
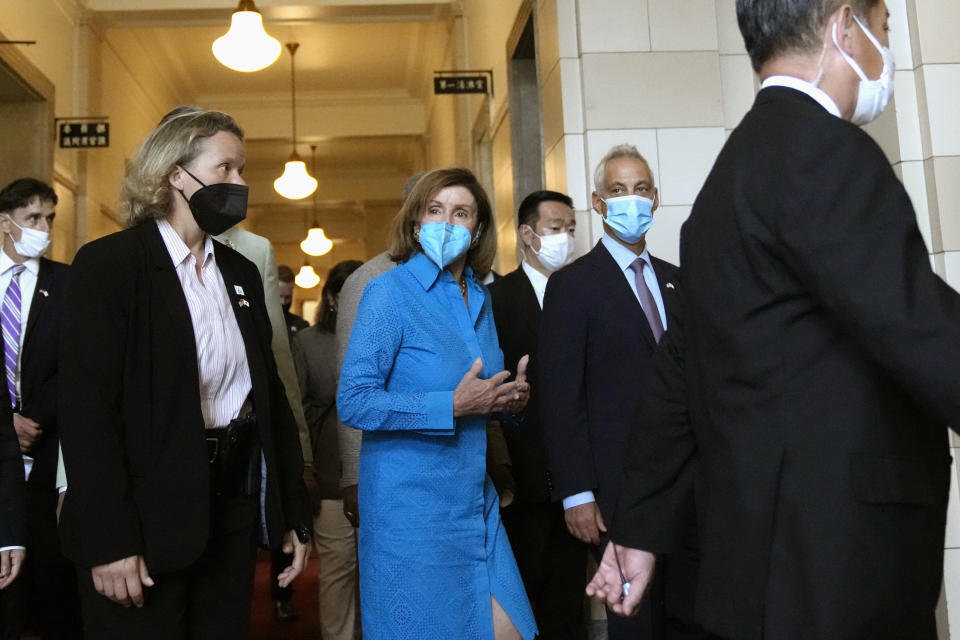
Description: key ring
xmin=612 ymin=543 xmax=631 ymax=602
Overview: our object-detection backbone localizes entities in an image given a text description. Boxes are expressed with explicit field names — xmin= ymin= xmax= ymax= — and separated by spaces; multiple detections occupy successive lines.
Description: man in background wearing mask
xmin=540 ymin=146 xmax=706 ymax=640
xmin=276 ymin=265 xmax=309 ymax=342
xmin=587 ymin=2 xmax=960 ymax=639
xmin=487 ymin=190 xmax=586 ymax=639
xmin=0 ymin=178 xmax=81 ymax=639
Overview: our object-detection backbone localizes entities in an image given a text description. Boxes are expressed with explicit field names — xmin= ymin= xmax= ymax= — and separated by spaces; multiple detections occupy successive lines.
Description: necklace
xmin=458 ymin=275 xmax=467 ymax=296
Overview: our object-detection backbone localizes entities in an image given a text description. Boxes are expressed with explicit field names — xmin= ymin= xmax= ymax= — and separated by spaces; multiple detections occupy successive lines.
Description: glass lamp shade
xmin=295 ymin=265 xmax=320 ymax=289
xmin=300 ymin=227 xmax=333 ymax=257
xmin=274 ymin=159 xmax=318 ymax=200
xmin=212 ymin=11 xmax=282 ymax=72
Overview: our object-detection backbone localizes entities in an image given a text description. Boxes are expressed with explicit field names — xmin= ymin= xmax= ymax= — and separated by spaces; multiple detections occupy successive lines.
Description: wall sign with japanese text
xmin=59 ymin=122 xmax=110 ymax=148
xmin=433 ymin=76 xmax=488 ymax=95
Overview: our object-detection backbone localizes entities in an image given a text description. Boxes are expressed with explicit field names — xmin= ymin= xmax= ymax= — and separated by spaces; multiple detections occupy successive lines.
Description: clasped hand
xmin=453 ymin=355 xmax=530 ymax=417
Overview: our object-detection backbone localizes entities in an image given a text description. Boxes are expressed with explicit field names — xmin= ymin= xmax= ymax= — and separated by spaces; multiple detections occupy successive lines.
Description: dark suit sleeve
xmin=246 ymin=265 xmax=311 ymax=530
xmin=538 ymin=268 xmax=596 ymax=500
xmin=776 ymin=131 xmax=960 ymax=429
xmin=0 ymin=396 xmax=24 ymax=548
xmin=58 ymin=243 xmax=143 ymax=566
xmin=610 ymin=321 xmax=696 ymax=553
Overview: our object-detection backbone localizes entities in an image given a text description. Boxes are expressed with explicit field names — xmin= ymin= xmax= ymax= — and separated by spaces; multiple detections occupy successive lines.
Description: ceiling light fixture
xmin=300 ymin=145 xmax=333 ymax=256
xmin=274 ymin=42 xmax=318 ymax=200
xmin=295 ymin=264 xmax=320 ymax=289
xmin=212 ymin=0 xmax=281 ymax=73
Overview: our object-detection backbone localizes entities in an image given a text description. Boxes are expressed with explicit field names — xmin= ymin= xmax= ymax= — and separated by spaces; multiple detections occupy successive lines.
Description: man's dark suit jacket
xmin=0 ymin=392 xmax=22 ymax=548
xmin=20 ymin=258 xmax=69 ymax=489
xmin=488 ymin=266 xmax=551 ymax=502
xmin=58 ymin=222 xmax=311 ymax=573
xmin=612 ymin=87 xmax=960 ymax=640
xmin=539 ymin=241 xmax=679 ymax=523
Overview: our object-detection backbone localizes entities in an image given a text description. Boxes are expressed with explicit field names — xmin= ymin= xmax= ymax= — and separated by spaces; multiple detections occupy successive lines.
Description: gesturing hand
xmin=586 ymin=542 xmax=656 ymax=617
xmin=453 ymin=358 xmax=523 ymax=417
xmin=503 ymin=354 xmax=530 ymax=414
xmin=91 ymin=555 xmax=154 ymax=607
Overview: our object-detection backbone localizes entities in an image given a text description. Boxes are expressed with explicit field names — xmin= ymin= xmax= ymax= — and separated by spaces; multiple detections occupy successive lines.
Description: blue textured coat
xmin=338 ymin=251 xmax=537 ymax=640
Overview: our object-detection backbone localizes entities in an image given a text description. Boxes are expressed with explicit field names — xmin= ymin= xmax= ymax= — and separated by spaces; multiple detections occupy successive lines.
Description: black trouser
xmin=269 ymin=548 xmax=293 ymax=603
xmin=0 ymin=483 xmax=83 ymax=640
xmin=501 ymin=499 xmax=589 ymax=640
xmin=76 ymin=495 xmax=260 ymax=640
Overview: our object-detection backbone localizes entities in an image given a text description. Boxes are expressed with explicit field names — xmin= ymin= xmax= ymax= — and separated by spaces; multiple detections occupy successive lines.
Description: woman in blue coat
xmin=338 ymin=167 xmax=537 ymax=640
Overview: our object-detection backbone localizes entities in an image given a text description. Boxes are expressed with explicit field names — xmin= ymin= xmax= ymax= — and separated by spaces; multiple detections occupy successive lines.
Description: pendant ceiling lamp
xmin=300 ymin=145 xmax=334 ymax=256
xmin=212 ymin=0 xmax=281 ymax=72
xmin=295 ymin=264 xmax=320 ymax=289
xmin=274 ymin=42 xmax=318 ymax=200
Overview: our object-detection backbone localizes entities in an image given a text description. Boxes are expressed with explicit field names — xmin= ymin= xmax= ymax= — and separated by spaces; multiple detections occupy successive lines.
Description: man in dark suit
xmin=0 ymin=178 xmax=80 ymax=639
xmin=540 ymin=145 xmax=707 ymax=640
xmin=489 ymin=190 xmax=585 ymax=639
xmin=588 ymin=2 xmax=960 ymax=639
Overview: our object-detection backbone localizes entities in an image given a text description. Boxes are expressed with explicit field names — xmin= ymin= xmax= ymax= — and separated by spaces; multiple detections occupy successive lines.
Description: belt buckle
xmin=206 ymin=437 xmax=220 ymax=464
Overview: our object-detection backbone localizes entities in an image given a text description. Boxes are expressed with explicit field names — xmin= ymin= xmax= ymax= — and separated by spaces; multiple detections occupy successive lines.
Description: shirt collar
xmin=406 ymin=251 xmax=475 ymax=291
xmin=0 ymin=250 xmax=38 ymax=276
xmin=760 ymin=75 xmax=842 ymax=118
xmin=601 ymin=234 xmax=652 ymax=273
xmin=156 ymin=218 xmax=215 ymax=268
xmin=520 ymin=260 xmax=549 ymax=292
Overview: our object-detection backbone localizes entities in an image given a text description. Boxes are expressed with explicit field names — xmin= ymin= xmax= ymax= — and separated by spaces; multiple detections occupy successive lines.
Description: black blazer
xmin=613 ymin=87 xmax=960 ymax=640
xmin=19 ymin=258 xmax=70 ymax=489
xmin=58 ymin=222 xmax=310 ymax=572
xmin=539 ymin=241 xmax=679 ymax=523
xmin=0 ymin=388 xmax=22 ymax=547
xmin=488 ymin=266 xmax=550 ymax=502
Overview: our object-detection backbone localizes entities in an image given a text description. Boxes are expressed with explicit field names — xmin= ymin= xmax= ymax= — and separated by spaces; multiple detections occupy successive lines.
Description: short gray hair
xmin=593 ymin=144 xmax=654 ymax=195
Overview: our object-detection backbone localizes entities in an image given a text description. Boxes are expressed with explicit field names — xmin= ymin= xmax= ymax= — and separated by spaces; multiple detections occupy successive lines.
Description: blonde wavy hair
xmin=120 ymin=106 xmax=244 ymax=227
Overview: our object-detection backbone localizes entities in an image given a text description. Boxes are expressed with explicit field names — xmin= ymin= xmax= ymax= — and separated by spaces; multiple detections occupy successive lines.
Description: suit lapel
xmin=514 ymin=269 xmax=541 ymax=336
xmin=650 ymin=256 xmax=680 ymax=329
xmin=143 ymin=223 xmax=196 ymax=348
xmin=213 ymin=242 xmax=265 ymax=383
xmin=22 ymin=259 xmax=51 ymax=350
xmin=591 ymin=242 xmax=656 ymax=346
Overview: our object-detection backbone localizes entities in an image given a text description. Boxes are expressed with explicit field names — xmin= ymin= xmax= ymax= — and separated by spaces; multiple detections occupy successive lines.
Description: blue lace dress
xmin=337 ymin=251 xmax=537 ymax=640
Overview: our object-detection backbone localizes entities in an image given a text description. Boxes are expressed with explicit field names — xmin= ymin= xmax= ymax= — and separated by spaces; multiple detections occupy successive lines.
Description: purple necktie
xmin=2 ymin=265 xmax=25 ymax=407
xmin=629 ymin=257 xmax=664 ymax=342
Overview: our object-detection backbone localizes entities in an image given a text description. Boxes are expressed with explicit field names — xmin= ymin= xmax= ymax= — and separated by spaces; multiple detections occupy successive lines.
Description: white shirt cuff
xmin=562 ymin=491 xmax=596 ymax=510
xmin=0 ymin=546 xmax=25 ymax=552
xmin=58 ymin=485 xmax=67 ymax=494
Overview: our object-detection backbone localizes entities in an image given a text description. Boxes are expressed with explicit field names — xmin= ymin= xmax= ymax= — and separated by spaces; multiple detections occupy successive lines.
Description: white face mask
xmin=525 ymin=226 xmax=573 ymax=273
xmin=5 ymin=215 xmax=50 ymax=259
xmin=832 ymin=16 xmax=895 ymax=126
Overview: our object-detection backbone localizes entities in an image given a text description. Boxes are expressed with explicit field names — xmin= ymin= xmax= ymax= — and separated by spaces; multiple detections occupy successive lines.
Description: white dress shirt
xmin=760 ymin=75 xmax=842 ymax=117
xmin=520 ymin=260 xmax=549 ymax=309
xmin=563 ymin=236 xmax=669 ymax=511
xmin=157 ymin=219 xmax=251 ymax=428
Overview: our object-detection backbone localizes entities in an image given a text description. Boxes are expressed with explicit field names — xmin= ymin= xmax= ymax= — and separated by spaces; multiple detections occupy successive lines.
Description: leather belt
xmin=205 ymin=405 xmax=260 ymax=499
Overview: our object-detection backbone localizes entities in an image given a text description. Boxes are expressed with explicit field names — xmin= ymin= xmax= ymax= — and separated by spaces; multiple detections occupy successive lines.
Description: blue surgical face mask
xmin=418 ymin=222 xmax=472 ymax=268
xmin=603 ymin=195 xmax=654 ymax=244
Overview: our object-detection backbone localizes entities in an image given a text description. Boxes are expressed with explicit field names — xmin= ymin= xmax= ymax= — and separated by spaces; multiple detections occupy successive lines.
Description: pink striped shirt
xmin=157 ymin=219 xmax=251 ymax=428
